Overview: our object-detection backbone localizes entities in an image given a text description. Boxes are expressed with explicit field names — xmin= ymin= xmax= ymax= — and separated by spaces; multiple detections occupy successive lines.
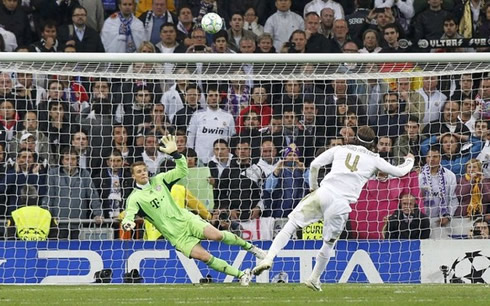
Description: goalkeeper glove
xmin=122 ymin=221 xmax=136 ymax=231
xmin=158 ymin=134 xmax=178 ymax=155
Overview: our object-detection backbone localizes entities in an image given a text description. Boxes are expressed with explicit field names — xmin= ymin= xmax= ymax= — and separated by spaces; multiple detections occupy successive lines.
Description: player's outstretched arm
xmin=121 ymin=196 xmax=139 ymax=231
xmin=157 ymin=134 xmax=189 ymax=183
xmin=376 ymin=153 xmax=415 ymax=178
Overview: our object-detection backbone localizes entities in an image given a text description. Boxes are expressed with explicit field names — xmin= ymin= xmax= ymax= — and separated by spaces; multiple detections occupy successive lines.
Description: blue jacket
xmin=263 ymin=168 xmax=310 ymax=218
xmin=420 ymin=136 xmax=483 ymax=176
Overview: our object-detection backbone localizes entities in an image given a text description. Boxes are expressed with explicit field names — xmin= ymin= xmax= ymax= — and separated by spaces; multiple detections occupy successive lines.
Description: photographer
xmin=281 ymin=30 xmax=306 ymax=53
xmin=469 ymin=219 xmax=489 ymax=239
xmin=263 ymin=144 xmax=310 ymax=218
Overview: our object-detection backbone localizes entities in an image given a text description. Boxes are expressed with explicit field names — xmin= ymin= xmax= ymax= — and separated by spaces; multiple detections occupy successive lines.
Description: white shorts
xmin=288 ymin=187 xmax=351 ymax=242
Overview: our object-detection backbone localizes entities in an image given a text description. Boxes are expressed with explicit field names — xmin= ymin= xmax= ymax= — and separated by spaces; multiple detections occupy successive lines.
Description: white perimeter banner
xmin=421 ymin=240 xmax=490 ymax=283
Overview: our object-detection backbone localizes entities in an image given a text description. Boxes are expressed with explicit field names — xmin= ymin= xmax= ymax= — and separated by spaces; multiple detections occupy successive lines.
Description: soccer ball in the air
xmin=201 ymin=13 xmax=223 ymax=34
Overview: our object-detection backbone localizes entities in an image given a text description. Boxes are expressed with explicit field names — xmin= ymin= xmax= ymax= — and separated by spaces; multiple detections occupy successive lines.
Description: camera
xmin=194 ymin=45 xmax=205 ymax=52
xmin=285 ymin=42 xmax=296 ymax=53
xmin=473 ymin=229 xmax=482 ymax=236
xmin=284 ymin=161 xmax=297 ymax=168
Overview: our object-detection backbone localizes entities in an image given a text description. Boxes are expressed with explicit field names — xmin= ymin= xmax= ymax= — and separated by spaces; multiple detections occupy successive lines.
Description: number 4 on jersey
xmin=345 ymin=153 xmax=360 ymax=172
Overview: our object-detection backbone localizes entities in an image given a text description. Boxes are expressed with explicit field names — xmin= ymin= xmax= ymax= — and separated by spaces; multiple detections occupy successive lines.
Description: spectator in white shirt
xmin=415 ymin=76 xmax=447 ymax=125
xmin=264 ymin=0 xmax=304 ymax=52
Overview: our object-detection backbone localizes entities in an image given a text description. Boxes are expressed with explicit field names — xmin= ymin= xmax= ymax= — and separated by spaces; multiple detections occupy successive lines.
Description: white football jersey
xmin=309 ymin=145 xmax=414 ymax=203
xmin=187 ymin=108 xmax=235 ymax=164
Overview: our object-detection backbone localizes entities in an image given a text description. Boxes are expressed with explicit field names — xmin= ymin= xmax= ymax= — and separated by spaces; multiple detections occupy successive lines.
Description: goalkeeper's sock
xmin=205 ymin=255 xmax=242 ymax=278
xmin=220 ymin=231 xmax=252 ymax=250
xmin=263 ymin=220 xmax=297 ymax=262
xmin=309 ymin=242 xmax=334 ymax=282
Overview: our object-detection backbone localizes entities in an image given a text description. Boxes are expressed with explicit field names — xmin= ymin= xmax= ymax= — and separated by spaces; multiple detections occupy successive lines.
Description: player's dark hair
xmin=213 ymin=30 xmax=228 ymax=43
xmin=185 ymin=148 xmax=197 ymax=158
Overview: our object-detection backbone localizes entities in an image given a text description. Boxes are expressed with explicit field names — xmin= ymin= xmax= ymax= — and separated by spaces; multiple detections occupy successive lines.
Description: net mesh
xmin=0 ymin=55 xmax=489 ymax=283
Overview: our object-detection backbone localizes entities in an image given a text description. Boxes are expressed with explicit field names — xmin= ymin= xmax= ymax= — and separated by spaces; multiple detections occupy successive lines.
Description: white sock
xmin=264 ymin=221 xmax=298 ymax=262
xmin=309 ymin=242 xmax=334 ymax=282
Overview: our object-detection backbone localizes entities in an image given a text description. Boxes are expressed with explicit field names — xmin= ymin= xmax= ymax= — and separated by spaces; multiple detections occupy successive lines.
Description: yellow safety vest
xmin=11 ymin=206 xmax=52 ymax=241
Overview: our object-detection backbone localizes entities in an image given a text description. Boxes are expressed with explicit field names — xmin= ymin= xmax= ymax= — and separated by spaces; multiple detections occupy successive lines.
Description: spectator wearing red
xmin=236 ymin=85 xmax=272 ymax=134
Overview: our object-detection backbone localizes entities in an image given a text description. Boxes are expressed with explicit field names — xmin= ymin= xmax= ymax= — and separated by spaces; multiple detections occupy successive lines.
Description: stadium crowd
xmin=0 ymin=0 xmax=489 ymax=241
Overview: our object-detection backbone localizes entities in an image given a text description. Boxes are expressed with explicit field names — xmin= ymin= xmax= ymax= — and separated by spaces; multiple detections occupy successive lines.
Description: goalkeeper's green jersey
xmin=123 ymin=155 xmax=195 ymax=243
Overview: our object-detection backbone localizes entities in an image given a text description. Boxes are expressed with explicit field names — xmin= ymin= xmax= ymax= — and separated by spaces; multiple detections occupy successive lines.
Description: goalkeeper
xmin=122 ymin=135 xmax=265 ymax=285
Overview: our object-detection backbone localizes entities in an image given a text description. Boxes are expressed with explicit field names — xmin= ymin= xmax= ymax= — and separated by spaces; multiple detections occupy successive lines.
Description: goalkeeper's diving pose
xmin=122 ymin=135 xmax=265 ymax=285
xmin=252 ymin=126 xmax=415 ymax=291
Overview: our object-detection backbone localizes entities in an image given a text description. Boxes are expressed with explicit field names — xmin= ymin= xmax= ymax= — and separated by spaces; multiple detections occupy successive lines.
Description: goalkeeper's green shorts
xmin=174 ymin=214 xmax=209 ymax=258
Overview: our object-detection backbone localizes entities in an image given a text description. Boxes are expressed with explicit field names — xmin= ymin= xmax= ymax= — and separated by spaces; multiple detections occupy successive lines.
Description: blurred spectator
xmin=207 ymin=138 xmax=233 ymax=190
xmin=0 ymin=0 xmax=32 ymax=46
xmin=3 ymin=148 xmax=47 ymax=214
xmin=71 ymin=130 xmax=102 ymax=177
xmin=227 ymin=11 xmax=256 ymax=52
xmin=6 ymin=185 xmax=57 ymax=240
xmin=28 ymin=20 xmax=59 ymax=52
xmin=186 ymin=27 xmax=212 ymax=52
xmin=134 ymin=133 xmax=168 ymax=175
xmin=176 ymin=5 xmax=195 ymax=46
xmin=44 ymin=148 xmax=103 ymax=239
xmin=304 ymin=0 xmax=344 ymax=20
xmin=421 ymin=132 xmax=482 ymax=176
xmin=359 ymin=29 xmax=382 ymax=53
xmin=0 ymin=26 xmax=17 ymax=51
xmin=381 ymin=23 xmax=404 ymax=52
xmin=318 ymin=7 xmax=335 ymax=39
xmin=78 ymin=0 xmax=105 ymax=32
xmin=468 ymin=218 xmax=489 ymax=239
xmin=123 ymin=84 xmax=155 ymax=141
xmin=101 ymin=0 xmax=145 ymax=53
xmin=103 ymin=125 xmax=135 ymax=167
xmin=422 ymin=100 xmax=471 ymax=138
xmin=225 ymin=78 xmax=250 ymax=118
xmin=139 ymin=0 xmax=177 ymax=46
xmin=155 ymin=22 xmax=186 ymax=53
xmin=243 ymin=6 xmax=264 ymax=36
xmin=143 ymin=103 xmax=174 ymax=137
xmin=455 ymin=159 xmax=490 ymax=220
xmin=418 ymin=146 xmax=458 ymax=238
xmin=192 ymin=0 xmax=229 ymax=26
xmin=187 ymin=85 xmax=235 ymax=164
xmin=9 ymin=112 xmax=51 ymax=166
xmin=0 ymin=99 xmax=19 ymax=144
xmin=256 ymin=33 xmax=275 ymax=53
xmin=93 ymin=149 xmax=133 ymax=220
xmin=238 ymin=36 xmax=256 ymax=53
xmin=274 ymin=80 xmax=304 ymax=114
xmin=12 ymin=72 xmax=46 ymax=116
xmin=45 ymin=100 xmax=73 ymax=157
xmin=377 ymin=135 xmax=397 ymax=165
xmin=375 ymin=0 xmax=414 ymax=34
xmin=161 ymin=70 xmax=190 ymax=120
xmin=304 ymin=11 xmax=332 ymax=53
xmin=217 ymin=138 xmax=261 ymax=221
xmin=172 ymin=83 xmax=202 ymax=132
xmin=331 ymin=19 xmax=349 ymax=51
xmin=415 ymin=76 xmax=447 ymax=125
xmin=384 ymin=193 xmax=430 ymax=239
xmin=175 ymin=130 xmax=188 ymax=153
xmin=0 ymin=143 xmax=6 ymax=217
xmin=259 ymin=114 xmax=289 ymax=153
xmin=212 ymin=30 xmax=235 ymax=53
xmin=414 ymin=0 xmax=451 ymax=42
xmin=453 ymin=0 xmax=486 ymax=39
xmin=459 ymin=96 xmax=479 ymax=133
xmin=37 ymin=80 xmax=64 ymax=131
xmin=296 ymin=101 xmax=326 ymax=166
xmin=0 ymin=72 xmax=13 ymax=97
xmin=346 ymin=0 xmax=370 ymax=44
xmin=237 ymin=85 xmax=272 ymax=134
xmin=371 ymin=92 xmax=408 ymax=137
xmin=339 ymin=125 xmax=357 ymax=145
xmin=432 ymin=14 xmax=475 ymax=52
xmin=393 ymin=116 xmax=423 ymax=166
xmin=351 ymin=170 xmax=422 ymax=239
xmin=257 ymin=138 xmax=279 ymax=179
xmin=451 ymin=74 xmax=476 ymax=101
xmin=478 ymin=2 xmax=490 ymax=41
xmin=475 ymin=120 xmax=490 ymax=178
xmin=264 ymin=0 xmax=304 ymax=52
xmin=57 ymin=6 xmax=105 ymax=53
xmin=264 ymin=143 xmax=309 ymax=218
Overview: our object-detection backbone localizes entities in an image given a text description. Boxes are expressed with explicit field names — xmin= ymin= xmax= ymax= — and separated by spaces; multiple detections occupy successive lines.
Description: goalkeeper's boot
xmin=248 ymin=245 xmax=267 ymax=260
xmin=304 ymin=279 xmax=322 ymax=292
xmin=252 ymin=258 xmax=272 ymax=276
xmin=240 ymin=269 xmax=251 ymax=286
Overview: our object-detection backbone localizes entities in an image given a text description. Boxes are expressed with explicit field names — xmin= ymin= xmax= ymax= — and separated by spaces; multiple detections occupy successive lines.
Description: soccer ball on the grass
xmin=201 ymin=13 xmax=223 ymax=34
xmin=449 ymin=250 xmax=490 ymax=284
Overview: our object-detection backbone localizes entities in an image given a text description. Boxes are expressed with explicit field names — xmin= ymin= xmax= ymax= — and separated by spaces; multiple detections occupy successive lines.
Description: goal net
xmin=0 ymin=53 xmax=489 ymax=284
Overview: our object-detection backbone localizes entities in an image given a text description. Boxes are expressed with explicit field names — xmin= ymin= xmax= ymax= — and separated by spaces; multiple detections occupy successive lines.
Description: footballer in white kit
xmin=252 ymin=126 xmax=415 ymax=291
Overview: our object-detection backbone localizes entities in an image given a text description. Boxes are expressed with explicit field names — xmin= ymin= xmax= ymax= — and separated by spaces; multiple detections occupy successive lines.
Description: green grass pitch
xmin=0 ymin=284 xmax=489 ymax=305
